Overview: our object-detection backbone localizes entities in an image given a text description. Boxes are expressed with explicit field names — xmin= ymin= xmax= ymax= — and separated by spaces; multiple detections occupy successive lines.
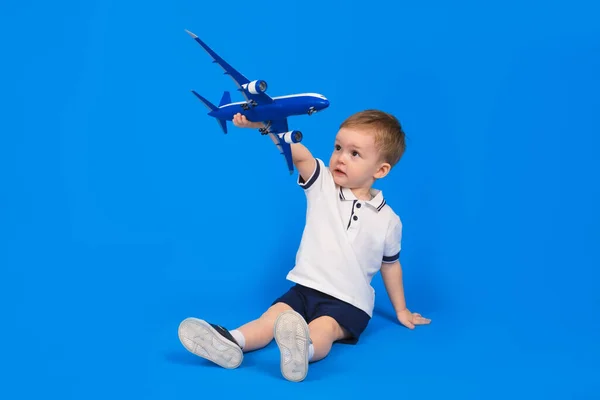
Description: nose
xmin=320 ymin=98 xmax=330 ymax=109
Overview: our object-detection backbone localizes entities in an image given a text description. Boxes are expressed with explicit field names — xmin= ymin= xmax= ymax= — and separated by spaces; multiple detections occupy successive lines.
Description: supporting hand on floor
xmin=397 ymin=308 xmax=431 ymax=329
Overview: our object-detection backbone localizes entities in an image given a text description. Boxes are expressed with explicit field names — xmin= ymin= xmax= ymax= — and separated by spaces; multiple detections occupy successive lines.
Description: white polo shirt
xmin=286 ymin=158 xmax=402 ymax=317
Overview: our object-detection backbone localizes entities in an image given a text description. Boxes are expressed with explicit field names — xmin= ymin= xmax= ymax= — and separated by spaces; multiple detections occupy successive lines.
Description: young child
xmin=178 ymin=109 xmax=430 ymax=382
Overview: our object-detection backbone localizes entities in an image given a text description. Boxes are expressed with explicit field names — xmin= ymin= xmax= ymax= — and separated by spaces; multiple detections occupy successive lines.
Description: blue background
xmin=2 ymin=0 xmax=599 ymax=398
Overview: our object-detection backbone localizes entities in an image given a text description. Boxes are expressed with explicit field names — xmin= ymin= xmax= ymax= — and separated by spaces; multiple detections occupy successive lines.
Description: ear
xmin=373 ymin=162 xmax=391 ymax=179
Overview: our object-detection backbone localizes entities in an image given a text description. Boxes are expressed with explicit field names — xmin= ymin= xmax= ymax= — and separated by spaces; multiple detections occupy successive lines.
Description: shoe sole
xmin=178 ymin=317 xmax=243 ymax=369
xmin=274 ymin=310 xmax=310 ymax=382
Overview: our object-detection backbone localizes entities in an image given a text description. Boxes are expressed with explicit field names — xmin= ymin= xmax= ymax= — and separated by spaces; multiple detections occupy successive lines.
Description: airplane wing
xmin=266 ymin=119 xmax=295 ymax=174
xmin=185 ymin=30 xmax=274 ymax=105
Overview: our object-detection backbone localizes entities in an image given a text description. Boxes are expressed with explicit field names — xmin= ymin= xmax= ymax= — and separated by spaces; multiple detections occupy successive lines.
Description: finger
xmin=413 ymin=313 xmax=429 ymax=321
xmin=401 ymin=317 xmax=415 ymax=329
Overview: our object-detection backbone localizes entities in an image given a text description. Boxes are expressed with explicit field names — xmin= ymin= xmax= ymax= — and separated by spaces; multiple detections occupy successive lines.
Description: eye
xmin=335 ymin=144 xmax=341 ymax=151
xmin=352 ymin=151 xmax=359 ymax=157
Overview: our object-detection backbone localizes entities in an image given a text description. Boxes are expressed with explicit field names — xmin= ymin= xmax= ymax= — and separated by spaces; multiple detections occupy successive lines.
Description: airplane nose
xmin=321 ymin=98 xmax=330 ymax=109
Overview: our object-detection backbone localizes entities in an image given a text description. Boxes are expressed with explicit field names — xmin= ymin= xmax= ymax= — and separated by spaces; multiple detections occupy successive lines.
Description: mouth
xmin=333 ymin=167 xmax=346 ymax=176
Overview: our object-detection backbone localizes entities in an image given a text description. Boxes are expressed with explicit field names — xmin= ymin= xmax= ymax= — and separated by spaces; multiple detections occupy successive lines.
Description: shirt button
xmin=356 ymin=203 xmax=361 ymax=208
xmin=353 ymin=215 xmax=358 ymax=221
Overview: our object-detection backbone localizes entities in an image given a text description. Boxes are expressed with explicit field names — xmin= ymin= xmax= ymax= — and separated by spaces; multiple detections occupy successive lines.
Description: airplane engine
xmin=247 ymin=80 xmax=267 ymax=94
xmin=279 ymin=130 xmax=303 ymax=144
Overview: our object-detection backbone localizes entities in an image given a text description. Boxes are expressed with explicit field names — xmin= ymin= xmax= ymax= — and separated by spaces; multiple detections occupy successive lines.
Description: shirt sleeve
xmin=297 ymin=158 xmax=326 ymax=192
xmin=382 ymin=213 xmax=402 ymax=263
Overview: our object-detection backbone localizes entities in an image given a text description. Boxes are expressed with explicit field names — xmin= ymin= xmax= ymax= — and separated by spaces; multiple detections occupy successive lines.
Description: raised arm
xmin=232 ymin=113 xmax=316 ymax=181
xmin=290 ymin=143 xmax=316 ymax=183
xmin=380 ymin=260 xmax=431 ymax=329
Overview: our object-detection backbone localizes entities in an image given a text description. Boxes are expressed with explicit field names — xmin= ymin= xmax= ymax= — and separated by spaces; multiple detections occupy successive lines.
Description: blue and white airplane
xmin=185 ymin=29 xmax=330 ymax=174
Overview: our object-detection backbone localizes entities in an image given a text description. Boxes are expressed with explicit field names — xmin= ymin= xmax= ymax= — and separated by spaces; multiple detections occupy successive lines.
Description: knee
xmin=261 ymin=302 xmax=292 ymax=320
xmin=309 ymin=316 xmax=347 ymax=341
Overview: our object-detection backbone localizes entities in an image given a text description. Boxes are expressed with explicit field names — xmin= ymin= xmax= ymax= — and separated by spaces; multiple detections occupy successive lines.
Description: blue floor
xmin=2 ymin=0 xmax=599 ymax=398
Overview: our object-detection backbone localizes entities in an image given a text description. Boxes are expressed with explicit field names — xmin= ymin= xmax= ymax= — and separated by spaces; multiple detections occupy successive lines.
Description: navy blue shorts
xmin=272 ymin=284 xmax=371 ymax=344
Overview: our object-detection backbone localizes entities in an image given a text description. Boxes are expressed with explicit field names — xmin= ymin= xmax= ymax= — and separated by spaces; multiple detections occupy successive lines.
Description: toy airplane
xmin=185 ymin=29 xmax=330 ymax=174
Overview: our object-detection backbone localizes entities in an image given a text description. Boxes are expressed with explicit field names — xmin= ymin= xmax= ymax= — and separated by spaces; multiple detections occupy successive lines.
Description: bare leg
xmin=307 ymin=316 xmax=349 ymax=362
xmin=236 ymin=302 xmax=292 ymax=352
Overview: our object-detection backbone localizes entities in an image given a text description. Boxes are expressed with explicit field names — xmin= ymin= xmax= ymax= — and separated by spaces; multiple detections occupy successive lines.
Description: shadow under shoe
xmin=178 ymin=317 xmax=243 ymax=369
xmin=274 ymin=310 xmax=311 ymax=382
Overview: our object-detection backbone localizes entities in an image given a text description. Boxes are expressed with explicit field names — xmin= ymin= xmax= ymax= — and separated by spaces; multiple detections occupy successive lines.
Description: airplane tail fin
xmin=219 ymin=91 xmax=231 ymax=107
xmin=216 ymin=118 xmax=227 ymax=134
xmin=191 ymin=90 xmax=227 ymax=134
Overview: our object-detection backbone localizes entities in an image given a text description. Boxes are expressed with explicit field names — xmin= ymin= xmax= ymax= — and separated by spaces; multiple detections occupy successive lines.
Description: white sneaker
xmin=178 ymin=317 xmax=243 ymax=369
xmin=274 ymin=310 xmax=311 ymax=382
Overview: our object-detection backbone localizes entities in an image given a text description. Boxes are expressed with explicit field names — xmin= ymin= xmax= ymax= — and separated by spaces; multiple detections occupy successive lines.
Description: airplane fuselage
xmin=208 ymin=93 xmax=329 ymax=122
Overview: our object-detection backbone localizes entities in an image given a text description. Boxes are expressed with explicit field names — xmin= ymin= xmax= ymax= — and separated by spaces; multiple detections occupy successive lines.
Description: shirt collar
xmin=338 ymin=186 xmax=386 ymax=212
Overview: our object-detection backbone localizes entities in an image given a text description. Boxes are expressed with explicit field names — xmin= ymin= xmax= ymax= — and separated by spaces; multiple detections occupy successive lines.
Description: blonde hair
xmin=340 ymin=109 xmax=406 ymax=167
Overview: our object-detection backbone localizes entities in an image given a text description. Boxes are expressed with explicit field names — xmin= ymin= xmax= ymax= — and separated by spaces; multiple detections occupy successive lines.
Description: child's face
xmin=328 ymin=127 xmax=389 ymax=189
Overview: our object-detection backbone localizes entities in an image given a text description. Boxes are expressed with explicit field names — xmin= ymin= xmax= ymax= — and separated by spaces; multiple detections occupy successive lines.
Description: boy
xmin=178 ymin=110 xmax=430 ymax=382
